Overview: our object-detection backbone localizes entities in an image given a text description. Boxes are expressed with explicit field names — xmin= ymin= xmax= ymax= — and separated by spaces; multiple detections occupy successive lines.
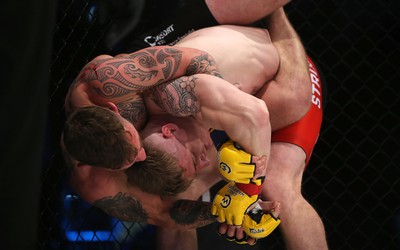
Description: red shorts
xmin=271 ymin=57 xmax=324 ymax=166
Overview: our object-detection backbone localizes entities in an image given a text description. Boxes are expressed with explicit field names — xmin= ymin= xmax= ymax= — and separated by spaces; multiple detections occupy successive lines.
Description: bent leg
xmin=132 ymin=0 xmax=290 ymax=49
xmin=262 ymin=142 xmax=328 ymax=250
xmin=206 ymin=0 xmax=290 ymax=24
xmin=261 ymin=55 xmax=328 ymax=248
xmin=256 ymin=8 xmax=311 ymax=130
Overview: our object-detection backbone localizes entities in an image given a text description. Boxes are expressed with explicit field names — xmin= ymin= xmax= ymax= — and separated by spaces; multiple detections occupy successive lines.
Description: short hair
xmin=63 ymin=106 xmax=137 ymax=169
xmin=127 ymin=144 xmax=192 ymax=197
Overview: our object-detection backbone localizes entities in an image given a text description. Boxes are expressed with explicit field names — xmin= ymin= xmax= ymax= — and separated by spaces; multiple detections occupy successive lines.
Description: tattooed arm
xmin=148 ymin=73 xmax=271 ymax=160
xmin=93 ymin=192 xmax=149 ymax=223
xmin=92 ymin=193 xmax=216 ymax=228
xmin=169 ymin=200 xmax=216 ymax=228
xmin=85 ymin=46 xmax=220 ymax=98
xmin=65 ymin=46 xmax=220 ymax=127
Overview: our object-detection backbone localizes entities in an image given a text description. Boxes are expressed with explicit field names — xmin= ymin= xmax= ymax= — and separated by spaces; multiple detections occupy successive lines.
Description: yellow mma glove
xmin=211 ymin=182 xmax=258 ymax=226
xmin=218 ymin=140 xmax=261 ymax=184
xmin=242 ymin=210 xmax=281 ymax=239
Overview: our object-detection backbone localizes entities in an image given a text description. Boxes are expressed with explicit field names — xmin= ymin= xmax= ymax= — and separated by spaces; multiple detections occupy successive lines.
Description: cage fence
xmin=41 ymin=0 xmax=400 ymax=249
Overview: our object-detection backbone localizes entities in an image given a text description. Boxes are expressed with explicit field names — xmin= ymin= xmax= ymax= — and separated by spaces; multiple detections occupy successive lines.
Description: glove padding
xmin=218 ymin=140 xmax=261 ymax=184
xmin=211 ymin=182 xmax=258 ymax=226
xmin=217 ymin=227 xmax=257 ymax=245
xmin=242 ymin=210 xmax=281 ymax=239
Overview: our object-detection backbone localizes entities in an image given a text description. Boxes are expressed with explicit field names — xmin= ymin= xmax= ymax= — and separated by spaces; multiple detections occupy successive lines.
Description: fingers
xmin=257 ymin=200 xmax=281 ymax=218
xmin=217 ymin=223 xmax=257 ymax=245
xmin=251 ymin=155 xmax=267 ymax=180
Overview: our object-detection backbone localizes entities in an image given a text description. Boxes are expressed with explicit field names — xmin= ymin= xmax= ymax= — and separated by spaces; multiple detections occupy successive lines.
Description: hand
xmin=217 ymin=200 xmax=281 ymax=244
xmin=218 ymin=140 xmax=266 ymax=184
xmin=217 ymin=223 xmax=257 ymax=245
xmin=211 ymin=182 xmax=258 ymax=226
xmin=242 ymin=211 xmax=281 ymax=239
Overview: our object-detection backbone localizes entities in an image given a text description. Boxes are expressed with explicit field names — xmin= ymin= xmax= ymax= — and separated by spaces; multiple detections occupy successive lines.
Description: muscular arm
xmin=73 ymin=46 xmax=220 ymax=104
xmin=65 ymin=46 xmax=221 ymax=127
xmin=169 ymin=200 xmax=216 ymax=228
xmin=92 ymin=193 xmax=216 ymax=229
xmin=148 ymin=74 xmax=270 ymax=159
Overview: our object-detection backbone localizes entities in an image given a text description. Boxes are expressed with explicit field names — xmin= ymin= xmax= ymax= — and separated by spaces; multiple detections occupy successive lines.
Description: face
xmin=165 ymin=120 xmax=214 ymax=177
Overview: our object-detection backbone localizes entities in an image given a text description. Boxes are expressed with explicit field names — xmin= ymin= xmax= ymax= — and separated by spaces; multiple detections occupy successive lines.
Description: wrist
xmin=236 ymin=182 xmax=263 ymax=196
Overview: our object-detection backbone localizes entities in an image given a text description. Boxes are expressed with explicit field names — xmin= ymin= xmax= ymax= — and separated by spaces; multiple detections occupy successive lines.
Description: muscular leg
xmin=206 ymin=0 xmax=290 ymax=24
xmin=263 ymin=143 xmax=327 ymax=250
xmin=257 ymin=8 xmax=328 ymax=249
xmin=132 ymin=0 xmax=290 ymax=49
xmin=255 ymin=8 xmax=311 ymax=130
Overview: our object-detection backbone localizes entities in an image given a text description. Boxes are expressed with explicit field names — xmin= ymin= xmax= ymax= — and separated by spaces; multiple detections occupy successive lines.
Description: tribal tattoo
xmin=150 ymin=76 xmax=200 ymax=117
xmin=93 ymin=192 xmax=148 ymax=223
xmin=169 ymin=200 xmax=216 ymax=227
xmin=89 ymin=48 xmax=184 ymax=100
xmin=185 ymin=53 xmax=222 ymax=78
xmin=116 ymin=98 xmax=147 ymax=128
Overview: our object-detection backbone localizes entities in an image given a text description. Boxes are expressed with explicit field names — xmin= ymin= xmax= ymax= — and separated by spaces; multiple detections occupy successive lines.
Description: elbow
xmin=251 ymin=99 xmax=271 ymax=129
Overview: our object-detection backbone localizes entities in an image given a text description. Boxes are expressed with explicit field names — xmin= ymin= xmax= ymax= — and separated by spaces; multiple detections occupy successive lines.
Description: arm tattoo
xmin=116 ymin=98 xmax=147 ymax=128
xmin=90 ymin=48 xmax=184 ymax=99
xmin=169 ymin=200 xmax=216 ymax=227
xmin=129 ymin=47 xmax=183 ymax=80
xmin=93 ymin=192 xmax=148 ymax=223
xmin=151 ymin=76 xmax=200 ymax=116
xmin=186 ymin=54 xmax=223 ymax=78
xmin=93 ymin=59 xmax=153 ymax=99
xmin=155 ymin=48 xmax=182 ymax=79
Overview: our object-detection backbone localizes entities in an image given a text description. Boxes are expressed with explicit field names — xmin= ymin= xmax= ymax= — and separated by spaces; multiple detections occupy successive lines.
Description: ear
xmin=161 ymin=123 xmax=178 ymax=138
xmin=76 ymin=162 xmax=91 ymax=168
xmin=106 ymin=102 xmax=119 ymax=114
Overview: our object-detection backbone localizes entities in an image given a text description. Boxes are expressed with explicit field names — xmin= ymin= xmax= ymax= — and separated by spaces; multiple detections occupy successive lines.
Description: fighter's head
xmin=62 ymin=105 xmax=145 ymax=170
xmin=141 ymin=116 xmax=212 ymax=178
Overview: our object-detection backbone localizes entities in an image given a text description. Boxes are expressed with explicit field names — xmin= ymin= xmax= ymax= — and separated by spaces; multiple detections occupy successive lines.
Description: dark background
xmin=3 ymin=0 xmax=398 ymax=249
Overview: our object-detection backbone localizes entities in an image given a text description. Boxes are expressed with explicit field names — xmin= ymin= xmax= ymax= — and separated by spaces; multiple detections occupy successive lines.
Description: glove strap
xmin=236 ymin=183 xmax=263 ymax=196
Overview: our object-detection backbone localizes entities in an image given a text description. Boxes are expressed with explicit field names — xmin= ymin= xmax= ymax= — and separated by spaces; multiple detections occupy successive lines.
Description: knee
xmin=284 ymin=74 xmax=312 ymax=124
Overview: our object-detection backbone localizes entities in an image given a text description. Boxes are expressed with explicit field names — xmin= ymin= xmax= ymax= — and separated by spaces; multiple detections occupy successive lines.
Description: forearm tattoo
xmin=169 ymin=200 xmax=216 ymax=227
xmin=93 ymin=192 xmax=148 ymax=223
xmin=150 ymin=76 xmax=200 ymax=117
xmin=185 ymin=54 xmax=222 ymax=78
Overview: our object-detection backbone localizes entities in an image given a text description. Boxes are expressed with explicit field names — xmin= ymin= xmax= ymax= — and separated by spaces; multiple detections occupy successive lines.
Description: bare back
xmin=175 ymin=25 xmax=279 ymax=94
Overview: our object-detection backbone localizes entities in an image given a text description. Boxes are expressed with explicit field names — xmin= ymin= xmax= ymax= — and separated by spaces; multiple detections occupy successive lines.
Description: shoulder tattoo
xmin=169 ymin=200 xmax=216 ymax=227
xmin=93 ymin=192 xmax=148 ymax=223
xmin=128 ymin=47 xmax=183 ymax=81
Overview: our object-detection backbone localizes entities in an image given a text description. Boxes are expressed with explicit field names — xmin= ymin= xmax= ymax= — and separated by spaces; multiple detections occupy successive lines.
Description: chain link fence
xmin=41 ymin=0 xmax=400 ymax=249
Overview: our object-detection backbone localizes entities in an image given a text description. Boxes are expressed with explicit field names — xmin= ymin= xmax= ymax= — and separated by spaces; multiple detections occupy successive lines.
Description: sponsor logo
xmin=144 ymin=24 xmax=175 ymax=46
